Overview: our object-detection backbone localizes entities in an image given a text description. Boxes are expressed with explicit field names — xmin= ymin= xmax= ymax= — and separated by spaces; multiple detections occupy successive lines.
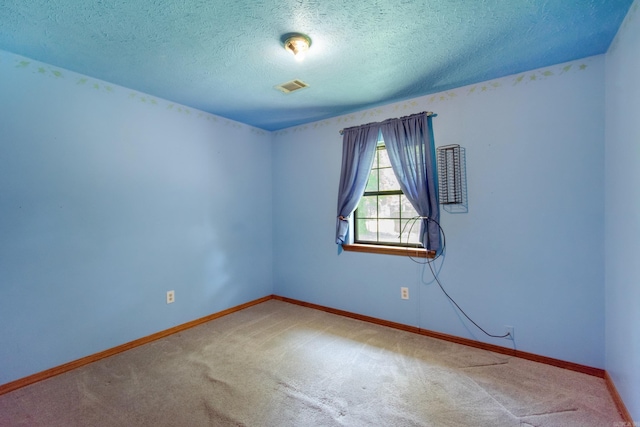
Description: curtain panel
xmin=335 ymin=125 xmax=379 ymax=244
xmin=380 ymin=113 xmax=441 ymax=252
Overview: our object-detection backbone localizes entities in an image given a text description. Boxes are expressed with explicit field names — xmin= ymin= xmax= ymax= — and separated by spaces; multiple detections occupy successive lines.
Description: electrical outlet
xmin=505 ymin=326 xmax=514 ymax=340
xmin=401 ymin=287 xmax=409 ymax=300
xmin=166 ymin=290 xmax=175 ymax=304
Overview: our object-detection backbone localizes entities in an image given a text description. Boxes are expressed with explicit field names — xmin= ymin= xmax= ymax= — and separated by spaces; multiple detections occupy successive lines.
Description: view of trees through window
xmin=354 ymin=142 xmax=421 ymax=246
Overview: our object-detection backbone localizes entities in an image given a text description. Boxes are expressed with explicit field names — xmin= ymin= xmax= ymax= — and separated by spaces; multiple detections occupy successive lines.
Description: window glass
xmin=379 ymin=168 xmax=398 ymax=191
xmin=378 ymin=219 xmax=400 ymax=244
xmin=378 ymin=194 xmax=399 ymax=218
xmin=365 ymin=169 xmax=379 ymax=193
xmin=378 ymin=147 xmax=391 ymax=168
xmin=357 ymin=195 xmax=377 ymax=218
xmin=354 ymin=143 xmax=421 ymax=247
xmin=356 ymin=218 xmax=377 ymax=242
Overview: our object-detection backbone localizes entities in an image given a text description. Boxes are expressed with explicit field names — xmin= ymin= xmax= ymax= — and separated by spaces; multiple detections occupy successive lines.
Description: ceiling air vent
xmin=274 ymin=79 xmax=309 ymax=94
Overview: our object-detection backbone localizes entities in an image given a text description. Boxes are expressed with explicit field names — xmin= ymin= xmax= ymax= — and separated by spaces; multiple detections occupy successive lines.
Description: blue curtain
xmin=380 ymin=113 xmax=441 ymax=252
xmin=335 ymin=125 xmax=379 ymax=244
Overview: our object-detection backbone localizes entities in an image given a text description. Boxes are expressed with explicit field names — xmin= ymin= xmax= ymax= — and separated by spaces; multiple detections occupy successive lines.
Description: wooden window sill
xmin=342 ymin=244 xmax=435 ymax=258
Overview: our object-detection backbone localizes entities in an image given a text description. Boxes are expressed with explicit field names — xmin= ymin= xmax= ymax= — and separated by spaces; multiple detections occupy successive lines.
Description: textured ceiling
xmin=0 ymin=1 xmax=633 ymax=131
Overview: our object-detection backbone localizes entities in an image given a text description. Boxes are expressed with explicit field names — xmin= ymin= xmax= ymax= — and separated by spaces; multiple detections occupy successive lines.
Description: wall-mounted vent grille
xmin=274 ymin=79 xmax=309 ymax=94
xmin=437 ymin=144 xmax=463 ymax=205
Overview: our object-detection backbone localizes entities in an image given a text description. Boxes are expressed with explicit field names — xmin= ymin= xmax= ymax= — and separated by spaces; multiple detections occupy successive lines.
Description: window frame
xmin=344 ymin=142 xmax=435 ymax=258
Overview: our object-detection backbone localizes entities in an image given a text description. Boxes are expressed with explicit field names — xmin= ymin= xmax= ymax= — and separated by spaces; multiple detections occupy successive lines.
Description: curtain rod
xmin=339 ymin=111 xmax=435 ymax=135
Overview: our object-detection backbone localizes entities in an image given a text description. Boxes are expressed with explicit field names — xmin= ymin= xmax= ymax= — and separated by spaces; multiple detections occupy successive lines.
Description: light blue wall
xmin=273 ymin=56 xmax=606 ymax=368
xmin=0 ymin=51 xmax=273 ymax=385
xmin=605 ymin=1 xmax=640 ymax=421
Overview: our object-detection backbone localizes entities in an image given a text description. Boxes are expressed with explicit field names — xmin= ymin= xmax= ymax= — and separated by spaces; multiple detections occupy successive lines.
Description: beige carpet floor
xmin=0 ymin=300 xmax=623 ymax=426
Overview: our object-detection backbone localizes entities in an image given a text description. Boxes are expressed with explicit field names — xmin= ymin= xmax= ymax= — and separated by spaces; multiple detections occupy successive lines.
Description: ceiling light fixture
xmin=283 ymin=33 xmax=311 ymax=61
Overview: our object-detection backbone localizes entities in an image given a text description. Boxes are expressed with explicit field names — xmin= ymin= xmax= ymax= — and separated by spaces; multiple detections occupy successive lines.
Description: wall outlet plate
xmin=401 ymin=287 xmax=409 ymax=300
xmin=505 ymin=326 xmax=514 ymax=340
xmin=167 ymin=290 xmax=175 ymax=304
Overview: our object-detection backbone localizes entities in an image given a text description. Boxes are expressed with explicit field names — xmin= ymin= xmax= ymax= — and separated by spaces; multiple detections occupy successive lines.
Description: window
xmin=353 ymin=140 xmax=422 ymax=247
